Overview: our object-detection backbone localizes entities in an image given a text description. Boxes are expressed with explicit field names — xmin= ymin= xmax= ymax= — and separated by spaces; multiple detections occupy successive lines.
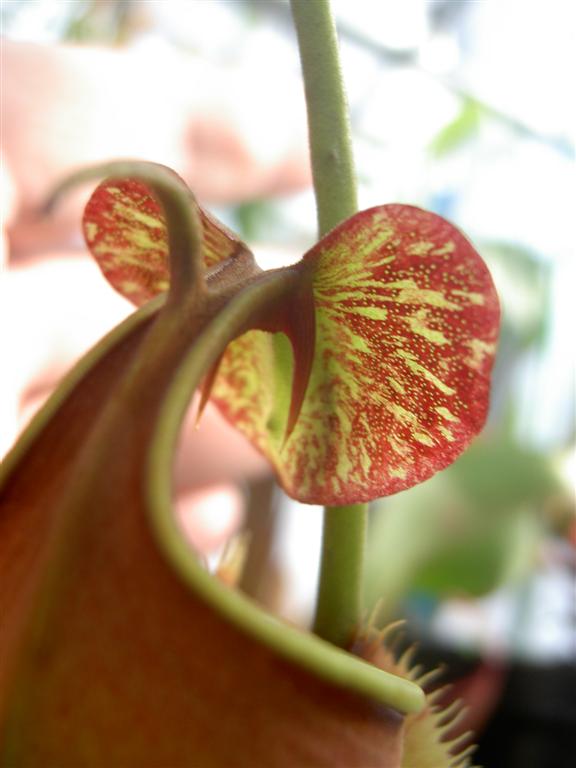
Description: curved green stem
xmin=45 ymin=160 xmax=205 ymax=304
xmin=146 ymin=273 xmax=424 ymax=714
xmin=291 ymin=0 xmax=367 ymax=648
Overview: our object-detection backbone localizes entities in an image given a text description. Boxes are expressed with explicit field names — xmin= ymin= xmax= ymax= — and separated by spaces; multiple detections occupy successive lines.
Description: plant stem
xmin=291 ymin=0 xmax=358 ymax=236
xmin=238 ymin=476 xmax=279 ymax=607
xmin=312 ymin=504 xmax=367 ymax=646
xmin=291 ymin=0 xmax=367 ymax=648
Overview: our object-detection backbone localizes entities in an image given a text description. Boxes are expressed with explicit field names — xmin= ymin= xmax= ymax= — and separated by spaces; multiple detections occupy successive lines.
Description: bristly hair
xmin=352 ymin=617 xmax=478 ymax=768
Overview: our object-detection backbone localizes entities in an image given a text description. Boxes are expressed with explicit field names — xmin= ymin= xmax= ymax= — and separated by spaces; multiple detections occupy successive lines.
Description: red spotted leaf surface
xmin=83 ymin=175 xmax=251 ymax=305
xmin=212 ymin=205 xmax=499 ymax=505
xmin=81 ymin=175 xmax=499 ymax=506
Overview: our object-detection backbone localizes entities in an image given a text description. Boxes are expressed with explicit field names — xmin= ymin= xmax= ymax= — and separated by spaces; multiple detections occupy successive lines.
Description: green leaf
xmin=365 ymin=437 xmax=560 ymax=609
xmin=429 ymin=98 xmax=483 ymax=157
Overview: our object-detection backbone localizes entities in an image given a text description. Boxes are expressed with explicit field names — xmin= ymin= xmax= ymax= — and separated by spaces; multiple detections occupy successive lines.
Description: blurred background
xmin=1 ymin=1 xmax=575 ymax=765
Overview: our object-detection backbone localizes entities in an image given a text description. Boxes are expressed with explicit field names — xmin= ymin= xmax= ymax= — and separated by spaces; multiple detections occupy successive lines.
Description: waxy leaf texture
xmin=83 ymin=176 xmax=499 ymax=505
xmin=0 ymin=304 xmax=407 ymax=766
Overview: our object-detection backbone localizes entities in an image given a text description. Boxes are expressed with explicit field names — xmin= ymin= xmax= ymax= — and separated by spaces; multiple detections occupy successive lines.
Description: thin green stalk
xmin=291 ymin=0 xmax=358 ymax=236
xmin=291 ymin=0 xmax=367 ymax=648
xmin=312 ymin=504 xmax=367 ymax=646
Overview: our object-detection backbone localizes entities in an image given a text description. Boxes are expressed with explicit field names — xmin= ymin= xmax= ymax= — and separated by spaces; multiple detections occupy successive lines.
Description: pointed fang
xmin=283 ymin=281 xmax=316 ymax=445
xmin=196 ymin=355 xmax=224 ymax=427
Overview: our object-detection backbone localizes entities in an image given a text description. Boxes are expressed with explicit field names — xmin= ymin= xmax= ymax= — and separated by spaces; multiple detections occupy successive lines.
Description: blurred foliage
xmin=429 ymin=85 xmax=573 ymax=161
xmin=0 ymin=0 xmax=143 ymax=46
xmin=64 ymin=0 xmax=141 ymax=45
xmin=429 ymin=97 xmax=483 ymax=157
xmin=233 ymin=199 xmax=281 ymax=243
xmin=365 ymin=436 xmax=564 ymax=618
xmin=481 ymin=242 xmax=551 ymax=353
